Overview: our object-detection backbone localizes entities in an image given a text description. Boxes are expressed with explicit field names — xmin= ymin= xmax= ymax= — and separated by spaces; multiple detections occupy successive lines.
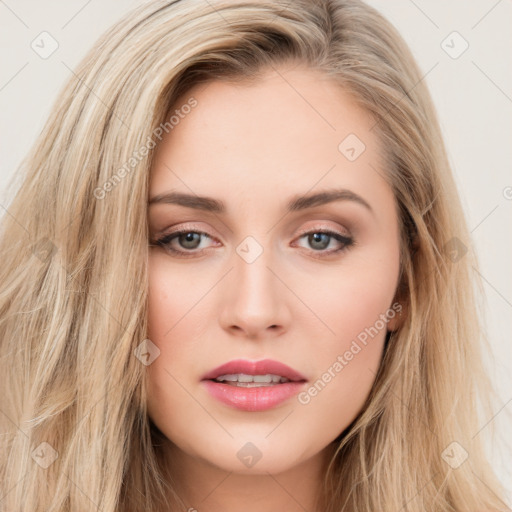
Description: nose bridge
xmin=234 ymin=233 xmax=278 ymax=310
xmin=219 ymin=233 xmax=289 ymax=336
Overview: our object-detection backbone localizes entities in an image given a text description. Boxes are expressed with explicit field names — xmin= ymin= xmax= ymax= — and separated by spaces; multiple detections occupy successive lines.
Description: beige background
xmin=0 ymin=0 xmax=510 ymax=503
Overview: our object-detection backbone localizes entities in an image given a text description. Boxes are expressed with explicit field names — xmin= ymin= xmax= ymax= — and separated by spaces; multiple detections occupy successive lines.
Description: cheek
xmin=299 ymin=249 xmax=400 ymax=347
xmin=145 ymin=254 xmax=202 ymax=435
xmin=147 ymin=252 xmax=208 ymax=344
xmin=293 ymin=244 xmax=399 ymax=418
xmin=146 ymin=254 xmax=204 ymax=393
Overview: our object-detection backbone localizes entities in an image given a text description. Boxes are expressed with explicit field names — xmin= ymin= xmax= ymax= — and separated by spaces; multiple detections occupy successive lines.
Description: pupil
xmin=310 ymin=233 xmax=329 ymax=250
xmin=180 ymin=232 xmax=200 ymax=249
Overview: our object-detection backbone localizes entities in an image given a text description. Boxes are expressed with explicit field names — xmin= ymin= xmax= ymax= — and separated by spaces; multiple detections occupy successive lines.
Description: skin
xmin=146 ymin=63 xmax=404 ymax=511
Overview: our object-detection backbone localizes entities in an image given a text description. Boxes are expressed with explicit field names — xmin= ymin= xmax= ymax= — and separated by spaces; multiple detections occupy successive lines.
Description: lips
xmin=200 ymin=359 xmax=308 ymax=412
xmin=200 ymin=358 xmax=307 ymax=383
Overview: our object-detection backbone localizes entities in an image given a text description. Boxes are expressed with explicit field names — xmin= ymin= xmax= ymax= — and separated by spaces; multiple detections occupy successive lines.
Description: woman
xmin=0 ymin=0 xmax=508 ymax=510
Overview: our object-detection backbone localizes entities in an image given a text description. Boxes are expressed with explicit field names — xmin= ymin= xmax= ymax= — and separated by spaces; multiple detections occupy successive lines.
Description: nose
xmin=218 ymin=244 xmax=291 ymax=339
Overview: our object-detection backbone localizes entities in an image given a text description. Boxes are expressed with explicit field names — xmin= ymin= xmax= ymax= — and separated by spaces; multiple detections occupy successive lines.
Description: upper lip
xmin=201 ymin=358 xmax=308 ymax=382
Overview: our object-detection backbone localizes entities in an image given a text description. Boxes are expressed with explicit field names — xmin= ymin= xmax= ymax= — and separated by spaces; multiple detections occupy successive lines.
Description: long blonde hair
xmin=0 ymin=0 xmax=508 ymax=510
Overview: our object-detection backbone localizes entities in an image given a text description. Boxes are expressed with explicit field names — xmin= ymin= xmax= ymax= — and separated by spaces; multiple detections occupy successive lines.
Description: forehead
xmin=149 ymin=66 xmax=391 ymax=213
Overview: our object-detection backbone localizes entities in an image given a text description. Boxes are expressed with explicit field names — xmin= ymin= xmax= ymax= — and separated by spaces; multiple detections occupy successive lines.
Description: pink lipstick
xmin=201 ymin=359 xmax=307 ymax=412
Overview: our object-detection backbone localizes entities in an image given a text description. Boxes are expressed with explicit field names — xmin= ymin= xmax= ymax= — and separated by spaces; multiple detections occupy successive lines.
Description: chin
xmin=207 ymin=451 xmax=307 ymax=476
xmin=199 ymin=434 xmax=319 ymax=475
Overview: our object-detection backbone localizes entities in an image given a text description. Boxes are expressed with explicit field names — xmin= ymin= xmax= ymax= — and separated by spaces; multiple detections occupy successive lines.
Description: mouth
xmin=211 ymin=373 xmax=294 ymax=387
xmin=200 ymin=359 xmax=308 ymax=411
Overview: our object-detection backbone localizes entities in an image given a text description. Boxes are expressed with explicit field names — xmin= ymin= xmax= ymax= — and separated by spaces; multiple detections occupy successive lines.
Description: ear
xmin=387 ymin=299 xmax=407 ymax=331
xmin=387 ymin=279 xmax=409 ymax=331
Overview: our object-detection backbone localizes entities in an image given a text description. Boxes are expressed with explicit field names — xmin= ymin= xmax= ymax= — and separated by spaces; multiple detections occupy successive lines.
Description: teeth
xmin=252 ymin=375 xmax=272 ymax=383
xmin=217 ymin=374 xmax=238 ymax=382
xmin=238 ymin=374 xmax=256 ymax=383
xmin=214 ymin=373 xmax=290 ymax=385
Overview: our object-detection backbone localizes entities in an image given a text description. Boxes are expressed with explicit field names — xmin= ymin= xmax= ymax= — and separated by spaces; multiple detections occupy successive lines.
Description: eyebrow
xmin=148 ymin=188 xmax=373 ymax=215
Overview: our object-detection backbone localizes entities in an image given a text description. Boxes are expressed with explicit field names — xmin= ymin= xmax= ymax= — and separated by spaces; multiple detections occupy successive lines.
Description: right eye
xmin=151 ymin=228 xmax=219 ymax=258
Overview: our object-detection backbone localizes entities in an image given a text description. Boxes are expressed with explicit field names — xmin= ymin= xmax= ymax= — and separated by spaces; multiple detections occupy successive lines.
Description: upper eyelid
xmin=159 ymin=223 xmax=349 ymax=240
xmin=295 ymin=224 xmax=350 ymax=237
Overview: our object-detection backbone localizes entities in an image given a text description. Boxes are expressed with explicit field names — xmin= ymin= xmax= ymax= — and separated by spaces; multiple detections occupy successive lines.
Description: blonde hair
xmin=0 ymin=0 xmax=508 ymax=510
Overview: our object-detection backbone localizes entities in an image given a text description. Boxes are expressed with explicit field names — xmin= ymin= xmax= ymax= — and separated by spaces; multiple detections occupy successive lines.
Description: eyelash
xmin=151 ymin=226 xmax=355 ymax=259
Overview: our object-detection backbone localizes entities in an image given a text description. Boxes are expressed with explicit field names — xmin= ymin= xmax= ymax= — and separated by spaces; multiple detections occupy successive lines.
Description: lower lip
xmin=202 ymin=380 xmax=306 ymax=412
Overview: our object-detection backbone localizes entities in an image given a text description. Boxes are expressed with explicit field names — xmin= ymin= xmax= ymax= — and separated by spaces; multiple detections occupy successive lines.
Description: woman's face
xmin=146 ymin=65 xmax=402 ymax=476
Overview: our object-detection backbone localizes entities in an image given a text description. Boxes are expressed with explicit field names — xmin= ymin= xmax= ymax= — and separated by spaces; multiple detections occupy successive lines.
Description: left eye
xmin=295 ymin=231 xmax=353 ymax=252
xmin=151 ymin=229 xmax=353 ymax=257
